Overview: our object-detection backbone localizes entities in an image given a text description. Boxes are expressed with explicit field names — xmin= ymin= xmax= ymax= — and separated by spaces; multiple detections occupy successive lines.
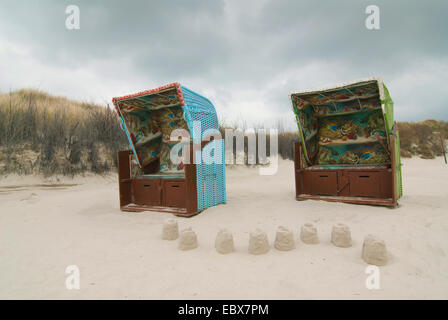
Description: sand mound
xmin=178 ymin=227 xmax=198 ymax=251
xmin=248 ymin=229 xmax=270 ymax=255
xmin=331 ymin=223 xmax=352 ymax=248
xmin=215 ymin=229 xmax=234 ymax=254
xmin=162 ymin=219 xmax=179 ymax=240
xmin=274 ymin=226 xmax=296 ymax=251
xmin=300 ymin=223 xmax=319 ymax=244
xmin=362 ymin=234 xmax=388 ymax=266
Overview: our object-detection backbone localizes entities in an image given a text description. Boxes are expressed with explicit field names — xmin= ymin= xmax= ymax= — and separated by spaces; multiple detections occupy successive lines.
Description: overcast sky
xmin=0 ymin=0 xmax=447 ymax=129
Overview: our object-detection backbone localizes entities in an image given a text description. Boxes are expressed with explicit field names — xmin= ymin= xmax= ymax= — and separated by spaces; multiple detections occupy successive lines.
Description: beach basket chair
xmin=112 ymin=83 xmax=226 ymax=216
xmin=290 ymin=77 xmax=403 ymax=207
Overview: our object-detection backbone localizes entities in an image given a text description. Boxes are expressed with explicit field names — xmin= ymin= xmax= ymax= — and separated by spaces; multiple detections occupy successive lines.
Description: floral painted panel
xmin=317 ymin=142 xmax=389 ymax=165
xmin=318 ymin=109 xmax=386 ymax=145
xmin=123 ymin=106 xmax=188 ymax=169
xmin=316 ymin=109 xmax=389 ymax=165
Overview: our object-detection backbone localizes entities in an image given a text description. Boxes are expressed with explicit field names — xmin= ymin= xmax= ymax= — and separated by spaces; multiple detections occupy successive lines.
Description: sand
xmin=0 ymin=157 xmax=448 ymax=299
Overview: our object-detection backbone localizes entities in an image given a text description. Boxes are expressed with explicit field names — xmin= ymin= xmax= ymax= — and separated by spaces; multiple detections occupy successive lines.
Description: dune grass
xmin=0 ymin=89 xmax=127 ymax=176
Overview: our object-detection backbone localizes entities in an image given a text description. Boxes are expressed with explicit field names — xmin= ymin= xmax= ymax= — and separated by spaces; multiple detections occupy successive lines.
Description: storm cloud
xmin=0 ymin=0 xmax=447 ymax=128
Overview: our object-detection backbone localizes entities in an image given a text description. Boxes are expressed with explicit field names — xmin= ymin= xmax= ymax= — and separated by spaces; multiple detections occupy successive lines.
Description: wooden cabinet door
xmin=348 ymin=171 xmax=381 ymax=198
xmin=337 ymin=170 xmax=350 ymax=197
xmin=133 ymin=179 xmax=161 ymax=206
xmin=163 ymin=180 xmax=187 ymax=208
xmin=309 ymin=171 xmax=338 ymax=196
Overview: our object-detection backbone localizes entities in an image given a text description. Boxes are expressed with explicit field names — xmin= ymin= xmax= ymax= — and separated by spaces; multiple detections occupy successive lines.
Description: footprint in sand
xmin=20 ymin=192 xmax=38 ymax=202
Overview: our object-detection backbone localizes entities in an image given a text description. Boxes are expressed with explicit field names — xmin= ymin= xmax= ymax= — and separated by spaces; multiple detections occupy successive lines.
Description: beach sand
xmin=0 ymin=157 xmax=447 ymax=299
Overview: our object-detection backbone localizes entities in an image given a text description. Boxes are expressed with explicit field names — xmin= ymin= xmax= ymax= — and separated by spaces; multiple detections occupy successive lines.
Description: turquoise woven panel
xmin=181 ymin=86 xmax=226 ymax=211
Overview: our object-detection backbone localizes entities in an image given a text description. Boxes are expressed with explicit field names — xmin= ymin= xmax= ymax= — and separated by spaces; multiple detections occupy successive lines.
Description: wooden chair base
xmin=296 ymin=194 xmax=396 ymax=207
xmin=120 ymin=204 xmax=200 ymax=217
xmin=117 ymin=150 xmax=199 ymax=216
xmin=294 ymin=142 xmax=399 ymax=208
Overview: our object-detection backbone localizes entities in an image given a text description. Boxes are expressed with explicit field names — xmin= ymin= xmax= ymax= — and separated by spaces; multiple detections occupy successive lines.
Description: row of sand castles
xmin=162 ymin=219 xmax=388 ymax=266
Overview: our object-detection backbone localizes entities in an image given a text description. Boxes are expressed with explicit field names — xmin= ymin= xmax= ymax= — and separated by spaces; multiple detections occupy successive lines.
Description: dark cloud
xmin=0 ymin=0 xmax=447 ymax=125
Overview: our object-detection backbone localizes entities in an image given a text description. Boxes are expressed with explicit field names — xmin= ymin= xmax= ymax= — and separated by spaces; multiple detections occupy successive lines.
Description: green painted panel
xmin=395 ymin=130 xmax=403 ymax=198
xmin=382 ymin=84 xmax=394 ymax=135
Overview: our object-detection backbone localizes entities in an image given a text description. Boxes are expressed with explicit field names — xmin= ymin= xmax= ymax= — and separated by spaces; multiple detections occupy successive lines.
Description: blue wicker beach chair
xmin=113 ymin=83 xmax=226 ymax=216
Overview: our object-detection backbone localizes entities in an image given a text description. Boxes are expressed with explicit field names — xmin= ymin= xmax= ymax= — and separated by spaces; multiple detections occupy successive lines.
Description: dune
xmin=0 ymin=157 xmax=447 ymax=299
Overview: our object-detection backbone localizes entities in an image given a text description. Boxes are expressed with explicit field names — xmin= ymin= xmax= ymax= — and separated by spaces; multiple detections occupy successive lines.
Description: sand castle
xmin=162 ymin=219 xmax=179 ymax=240
xmin=274 ymin=226 xmax=296 ymax=251
xmin=331 ymin=223 xmax=352 ymax=248
xmin=248 ymin=229 xmax=270 ymax=255
xmin=362 ymin=234 xmax=388 ymax=266
xmin=162 ymin=221 xmax=388 ymax=266
xmin=215 ymin=229 xmax=235 ymax=254
xmin=300 ymin=223 xmax=319 ymax=244
xmin=178 ymin=227 xmax=198 ymax=251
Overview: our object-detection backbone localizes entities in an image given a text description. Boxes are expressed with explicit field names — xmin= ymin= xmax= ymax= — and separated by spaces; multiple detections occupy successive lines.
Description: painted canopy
xmin=290 ymin=77 xmax=395 ymax=166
